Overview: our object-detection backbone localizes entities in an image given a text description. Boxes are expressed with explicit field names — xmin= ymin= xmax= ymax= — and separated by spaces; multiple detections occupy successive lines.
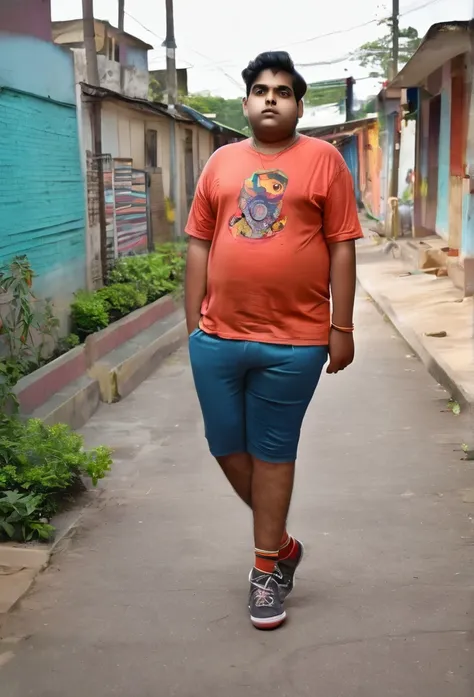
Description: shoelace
xmin=251 ymin=585 xmax=276 ymax=608
xmin=250 ymin=574 xmax=281 ymax=608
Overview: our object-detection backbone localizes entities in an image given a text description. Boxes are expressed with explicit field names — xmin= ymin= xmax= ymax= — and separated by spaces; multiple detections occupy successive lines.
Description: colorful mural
xmin=113 ymin=161 xmax=149 ymax=256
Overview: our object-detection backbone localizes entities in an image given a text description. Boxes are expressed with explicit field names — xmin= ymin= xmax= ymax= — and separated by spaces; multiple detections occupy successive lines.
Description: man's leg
xmin=246 ymin=343 xmax=328 ymax=629
xmin=189 ymin=330 xmax=248 ymax=469
xmin=251 ymin=456 xmax=295 ymax=560
xmin=216 ymin=453 xmax=253 ymax=506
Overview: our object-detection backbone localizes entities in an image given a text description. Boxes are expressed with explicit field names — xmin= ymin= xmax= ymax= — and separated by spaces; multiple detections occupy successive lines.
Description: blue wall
xmin=124 ymin=46 xmax=148 ymax=72
xmin=436 ymin=86 xmax=451 ymax=240
xmin=341 ymin=136 xmax=360 ymax=204
xmin=0 ymin=35 xmax=86 ymax=320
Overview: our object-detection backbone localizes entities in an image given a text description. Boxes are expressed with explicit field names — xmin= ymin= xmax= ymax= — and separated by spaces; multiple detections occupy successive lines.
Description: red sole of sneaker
xmin=250 ymin=612 xmax=287 ymax=630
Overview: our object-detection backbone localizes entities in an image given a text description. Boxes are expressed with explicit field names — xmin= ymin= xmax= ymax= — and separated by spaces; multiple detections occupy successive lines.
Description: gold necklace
xmin=251 ymin=134 xmax=300 ymax=170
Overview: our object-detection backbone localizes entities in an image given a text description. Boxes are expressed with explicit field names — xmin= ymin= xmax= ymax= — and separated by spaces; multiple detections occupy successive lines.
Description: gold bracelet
xmin=331 ymin=323 xmax=354 ymax=334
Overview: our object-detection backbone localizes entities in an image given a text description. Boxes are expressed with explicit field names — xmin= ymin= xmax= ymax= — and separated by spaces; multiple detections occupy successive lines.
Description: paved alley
xmin=0 ymin=294 xmax=473 ymax=697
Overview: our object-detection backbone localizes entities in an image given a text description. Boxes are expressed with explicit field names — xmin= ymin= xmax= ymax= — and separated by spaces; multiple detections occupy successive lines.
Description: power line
xmin=274 ymin=0 xmax=447 ymax=49
xmin=124 ymin=10 xmax=244 ymax=91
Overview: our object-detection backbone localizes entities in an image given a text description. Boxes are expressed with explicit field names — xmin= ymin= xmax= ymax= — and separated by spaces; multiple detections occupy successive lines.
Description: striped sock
xmin=279 ymin=532 xmax=297 ymax=561
xmin=254 ymin=548 xmax=279 ymax=574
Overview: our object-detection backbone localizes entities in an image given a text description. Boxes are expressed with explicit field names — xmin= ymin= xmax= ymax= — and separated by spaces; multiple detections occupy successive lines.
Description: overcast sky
xmin=51 ymin=0 xmax=472 ymax=101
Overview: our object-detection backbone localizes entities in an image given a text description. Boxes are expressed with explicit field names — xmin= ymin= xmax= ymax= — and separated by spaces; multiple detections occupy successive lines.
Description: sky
xmin=51 ymin=0 xmax=473 ymax=102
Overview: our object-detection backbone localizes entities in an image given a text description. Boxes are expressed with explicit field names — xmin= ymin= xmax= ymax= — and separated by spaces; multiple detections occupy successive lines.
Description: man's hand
xmin=326 ymin=329 xmax=355 ymax=374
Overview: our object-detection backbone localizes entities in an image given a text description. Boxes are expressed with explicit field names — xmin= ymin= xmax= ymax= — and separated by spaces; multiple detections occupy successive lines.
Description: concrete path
xmin=1 ymin=296 xmax=473 ymax=697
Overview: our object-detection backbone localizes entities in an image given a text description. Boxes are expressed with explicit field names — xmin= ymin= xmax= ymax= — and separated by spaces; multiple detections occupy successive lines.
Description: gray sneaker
xmin=248 ymin=568 xmax=287 ymax=630
xmin=276 ymin=539 xmax=305 ymax=600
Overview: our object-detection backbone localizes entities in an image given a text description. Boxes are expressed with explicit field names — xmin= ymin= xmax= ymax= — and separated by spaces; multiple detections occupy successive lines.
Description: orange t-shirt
xmin=185 ymin=134 xmax=363 ymax=346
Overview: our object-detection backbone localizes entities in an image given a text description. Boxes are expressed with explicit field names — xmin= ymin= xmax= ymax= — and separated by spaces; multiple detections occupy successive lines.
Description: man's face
xmin=243 ymin=69 xmax=303 ymax=142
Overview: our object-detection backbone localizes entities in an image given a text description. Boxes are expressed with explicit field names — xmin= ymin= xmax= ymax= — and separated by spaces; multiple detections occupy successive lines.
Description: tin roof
xmin=81 ymin=83 xmax=192 ymax=122
xmin=390 ymin=21 xmax=472 ymax=88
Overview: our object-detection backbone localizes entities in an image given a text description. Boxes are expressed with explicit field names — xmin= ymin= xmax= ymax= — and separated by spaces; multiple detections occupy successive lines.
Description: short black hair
xmin=242 ymin=51 xmax=307 ymax=103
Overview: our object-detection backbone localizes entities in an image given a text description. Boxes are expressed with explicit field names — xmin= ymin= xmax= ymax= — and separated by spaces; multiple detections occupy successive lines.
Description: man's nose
xmin=265 ymin=93 xmax=277 ymax=105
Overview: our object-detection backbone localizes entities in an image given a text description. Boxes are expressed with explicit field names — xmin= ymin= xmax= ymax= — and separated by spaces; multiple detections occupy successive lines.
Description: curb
xmin=15 ymin=295 xmax=182 ymax=429
xmin=0 ymin=489 xmax=102 ymax=614
xmin=1 ymin=302 xmax=187 ymax=612
xmin=357 ymin=274 xmax=474 ymax=410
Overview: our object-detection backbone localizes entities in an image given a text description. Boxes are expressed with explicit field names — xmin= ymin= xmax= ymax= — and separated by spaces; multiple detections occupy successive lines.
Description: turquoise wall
xmin=435 ymin=81 xmax=451 ymax=241
xmin=0 ymin=35 xmax=86 ymax=319
xmin=341 ymin=136 xmax=360 ymax=204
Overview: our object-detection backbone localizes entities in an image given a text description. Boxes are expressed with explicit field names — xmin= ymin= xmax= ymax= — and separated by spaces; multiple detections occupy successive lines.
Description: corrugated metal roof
xmin=390 ymin=20 xmax=472 ymax=88
xmin=81 ymin=83 xmax=192 ymax=122
xmin=177 ymin=104 xmax=246 ymax=138
xmin=299 ymin=116 xmax=377 ymax=138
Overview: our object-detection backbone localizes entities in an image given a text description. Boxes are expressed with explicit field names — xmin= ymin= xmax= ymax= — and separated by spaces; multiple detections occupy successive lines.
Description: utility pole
xmin=163 ymin=0 xmax=181 ymax=237
xmin=118 ymin=0 xmax=125 ymax=31
xmin=82 ymin=0 xmax=100 ymax=86
xmin=82 ymin=0 xmax=108 ymax=282
xmin=345 ymin=77 xmax=354 ymax=122
xmin=391 ymin=0 xmax=400 ymax=80
xmin=118 ymin=0 xmax=125 ymax=92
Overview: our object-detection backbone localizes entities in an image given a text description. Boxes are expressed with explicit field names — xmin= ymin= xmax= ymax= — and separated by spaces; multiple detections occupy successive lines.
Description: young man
xmin=185 ymin=51 xmax=362 ymax=630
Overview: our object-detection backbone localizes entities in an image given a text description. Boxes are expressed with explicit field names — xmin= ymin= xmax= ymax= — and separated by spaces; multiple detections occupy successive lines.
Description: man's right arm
xmin=183 ymin=161 xmax=216 ymax=334
xmin=185 ymin=237 xmax=211 ymax=334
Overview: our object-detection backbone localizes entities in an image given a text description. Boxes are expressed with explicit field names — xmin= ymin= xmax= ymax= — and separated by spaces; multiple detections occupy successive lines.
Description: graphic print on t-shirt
xmin=229 ymin=169 xmax=288 ymax=239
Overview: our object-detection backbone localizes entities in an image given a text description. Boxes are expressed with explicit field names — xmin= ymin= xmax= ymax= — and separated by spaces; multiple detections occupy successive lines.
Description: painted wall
xmin=72 ymin=48 xmax=148 ymax=100
xmin=0 ymin=0 xmax=51 ymax=41
xmin=123 ymin=46 xmax=148 ymax=73
xmin=0 ymin=36 xmax=85 ymax=324
xmin=341 ymin=136 xmax=360 ymax=204
xmin=435 ymin=64 xmax=451 ymax=240
xmin=0 ymin=33 xmax=75 ymax=104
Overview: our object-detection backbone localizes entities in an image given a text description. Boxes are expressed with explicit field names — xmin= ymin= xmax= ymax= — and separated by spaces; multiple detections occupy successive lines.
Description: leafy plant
xmin=54 ymin=333 xmax=81 ymax=358
xmin=0 ymin=490 xmax=54 ymax=542
xmin=70 ymin=291 xmax=109 ymax=340
xmin=0 ymin=416 xmax=113 ymax=529
xmin=97 ymin=283 xmax=147 ymax=320
xmin=108 ymin=244 xmax=186 ymax=304
xmin=0 ymin=256 xmax=61 ymax=406
xmin=0 ymin=418 xmax=112 ymax=495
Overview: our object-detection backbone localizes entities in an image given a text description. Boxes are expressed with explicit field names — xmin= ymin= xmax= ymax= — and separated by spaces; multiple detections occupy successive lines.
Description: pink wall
xmin=0 ymin=0 xmax=51 ymax=41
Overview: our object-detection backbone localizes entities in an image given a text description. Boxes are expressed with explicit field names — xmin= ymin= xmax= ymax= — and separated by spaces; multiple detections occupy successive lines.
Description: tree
xmin=351 ymin=21 xmax=421 ymax=79
xmin=305 ymin=84 xmax=346 ymax=107
xmin=149 ymin=77 xmax=165 ymax=103
xmin=181 ymin=94 xmax=249 ymax=133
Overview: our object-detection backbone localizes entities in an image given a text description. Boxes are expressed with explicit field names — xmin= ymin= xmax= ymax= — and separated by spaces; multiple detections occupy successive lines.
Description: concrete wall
xmin=0 ymin=35 xmax=86 ymax=325
xmin=0 ymin=0 xmax=51 ymax=41
xmin=72 ymin=48 xmax=148 ymax=100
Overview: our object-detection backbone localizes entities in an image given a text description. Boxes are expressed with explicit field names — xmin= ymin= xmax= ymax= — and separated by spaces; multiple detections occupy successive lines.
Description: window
xmin=146 ymin=129 xmax=158 ymax=168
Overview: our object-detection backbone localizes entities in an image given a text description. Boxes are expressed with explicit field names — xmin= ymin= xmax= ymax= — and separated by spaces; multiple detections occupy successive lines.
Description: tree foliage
xmin=180 ymin=94 xmax=249 ymax=133
xmin=351 ymin=20 xmax=421 ymax=79
xmin=305 ymin=84 xmax=346 ymax=107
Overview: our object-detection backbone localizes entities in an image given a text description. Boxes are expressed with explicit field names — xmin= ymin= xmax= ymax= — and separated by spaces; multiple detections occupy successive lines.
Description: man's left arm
xmin=323 ymin=162 xmax=363 ymax=374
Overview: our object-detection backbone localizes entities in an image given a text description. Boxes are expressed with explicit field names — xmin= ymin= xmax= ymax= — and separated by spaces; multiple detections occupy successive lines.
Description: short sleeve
xmin=185 ymin=161 xmax=217 ymax=241
xmin=323 ymin=163 xmax=363 ymax=244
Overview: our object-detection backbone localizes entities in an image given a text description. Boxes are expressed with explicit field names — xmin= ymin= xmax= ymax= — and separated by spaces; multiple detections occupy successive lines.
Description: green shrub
xmin=108 ymin=244 xmax=186 ymax=303
xmin=0 ymin=417 xmax=113 ymax=527
xmin=71 ymin=291 xmax=109 ymax=340
xmin=0 ymin=490 xmax=54 ymax=542
xmin=97 ymin=283 xmax=147 ymax=320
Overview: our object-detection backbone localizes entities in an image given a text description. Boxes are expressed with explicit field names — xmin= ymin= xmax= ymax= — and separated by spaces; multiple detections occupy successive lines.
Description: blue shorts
xmin=188 ymin=329 xmax=328 ymax=463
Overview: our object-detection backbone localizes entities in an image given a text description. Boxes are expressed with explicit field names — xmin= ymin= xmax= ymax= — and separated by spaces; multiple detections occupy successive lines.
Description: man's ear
xmin=297 ymin=100 xmax=304 ymax=118
xmin=242 ymin=97 xmax=248 ymax=117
